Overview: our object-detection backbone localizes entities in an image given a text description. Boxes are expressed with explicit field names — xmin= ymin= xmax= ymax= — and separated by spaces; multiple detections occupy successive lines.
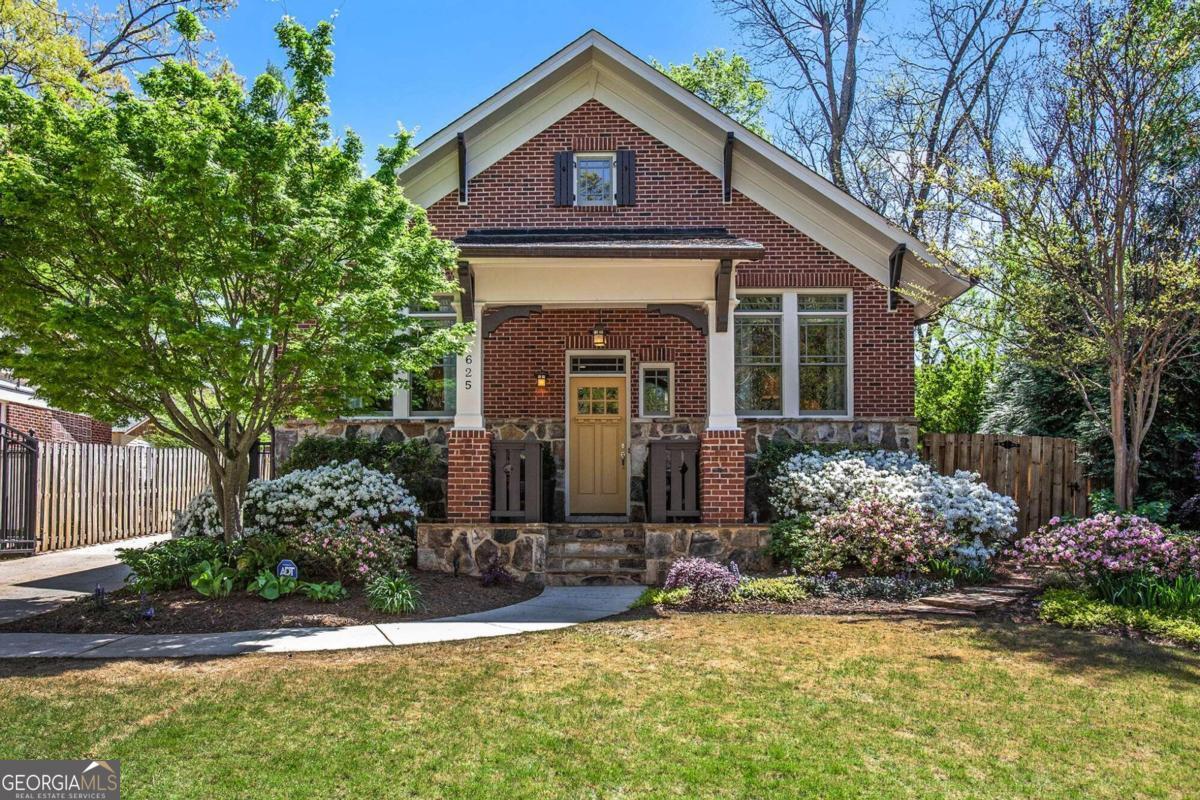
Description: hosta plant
xmin=247 ymin=570 xmax=299 ymax=601
xmin=189 ymin=560 xmax=236 ymax=599
xmin=119 ymin=537 xmax=226 ymax=592
xmin=299 ymin=581 xmax=348 ymax=603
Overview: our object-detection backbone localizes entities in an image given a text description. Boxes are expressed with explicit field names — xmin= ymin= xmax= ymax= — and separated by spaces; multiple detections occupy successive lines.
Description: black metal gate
xmin=0 ymin=423 xmax=38 ymax=555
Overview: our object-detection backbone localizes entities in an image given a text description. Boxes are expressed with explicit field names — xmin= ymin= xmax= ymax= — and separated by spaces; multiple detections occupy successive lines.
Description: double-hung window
xmin=345 ymin=298 xmax=458 ymax=419
xmin=734 ymin=295 xmax=783 ymax=414
xmin=735 ymin=291 xmax=852 ymax=417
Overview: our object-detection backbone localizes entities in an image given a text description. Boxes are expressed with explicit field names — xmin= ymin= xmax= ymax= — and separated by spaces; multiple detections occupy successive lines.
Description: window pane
xmin=408 ymin=296 xmax=456 ymax=315
xmin=736 ymin=366 xmax=781 ymax=413
xmin=735 ymin=317 xmax=781 ymax=363
xmin=576 ymin=157 xmax=613 ymax=205
xmin=737 ymin=294 xmax=782 ymax=312
xmin=347 ymin=369 xmax=394 ymax=417
xmin=642 ymin=368 xmax=670 ymax=415
xmin=410 ymin=355 xmax=456 ymax=415
xmin=799 ymin=365 xmax=847 ymax=414
xmin=798 ymin=317 xmax=846 ymax=362
xmin=797 ymin=294 xmax=847 ymax=312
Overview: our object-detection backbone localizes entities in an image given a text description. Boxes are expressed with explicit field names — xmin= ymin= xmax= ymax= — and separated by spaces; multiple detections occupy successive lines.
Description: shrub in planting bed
xmin=1011 ymin=514 xmax=1200 ymax=583
xmin=814 ymin=497 xmax=957 ymax=575
xmin=663 ymin=557 xmax=740 ymax=604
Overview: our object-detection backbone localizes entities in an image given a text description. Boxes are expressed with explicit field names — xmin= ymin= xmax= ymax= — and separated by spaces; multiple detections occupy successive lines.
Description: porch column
xmin=447 ymin=301 xmax=490 ymax=522
xmin=701 ymin=300 xmax=745 ymax=523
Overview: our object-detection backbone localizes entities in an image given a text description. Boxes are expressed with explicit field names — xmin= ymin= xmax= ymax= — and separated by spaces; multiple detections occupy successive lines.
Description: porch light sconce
xmin=591 ymin=325 xmax=608 ymax=349
xmin=536 ymin=371 xmax=548 ymax=388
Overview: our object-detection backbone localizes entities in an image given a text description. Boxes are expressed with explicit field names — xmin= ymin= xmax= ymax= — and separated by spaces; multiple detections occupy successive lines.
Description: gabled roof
xmin=398 ymin=30 xmax=970 ymax=319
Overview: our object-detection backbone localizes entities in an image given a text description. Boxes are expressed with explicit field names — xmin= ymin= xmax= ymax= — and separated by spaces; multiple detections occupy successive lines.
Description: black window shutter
xmin=554 ymin=151 xmax=574 ymax=206
xmin=616 ymin=149 xmax=637 ymax=206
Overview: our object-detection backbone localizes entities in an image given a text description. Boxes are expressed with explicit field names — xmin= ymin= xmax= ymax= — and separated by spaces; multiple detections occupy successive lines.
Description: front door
xmin=568 ymin=375 xmax=628 ymax=515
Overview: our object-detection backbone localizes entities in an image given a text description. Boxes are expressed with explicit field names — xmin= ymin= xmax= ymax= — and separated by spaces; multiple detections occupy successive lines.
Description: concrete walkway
xmin=0 ymin=585 xmax=645 ymax=659
xmin=0 ymin=534 xmax=170 ymax=624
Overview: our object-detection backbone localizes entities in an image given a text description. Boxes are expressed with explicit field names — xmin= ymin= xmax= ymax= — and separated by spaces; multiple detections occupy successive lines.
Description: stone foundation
xmin=416 ymin=522 xmax=771 ymax=586
xmin=417 ymin=524 xmax=548 ymax=586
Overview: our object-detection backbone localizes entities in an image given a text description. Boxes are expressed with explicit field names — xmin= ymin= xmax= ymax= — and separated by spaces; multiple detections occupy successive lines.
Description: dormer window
xmin=574 ymin=153 xmax=616 ymax=206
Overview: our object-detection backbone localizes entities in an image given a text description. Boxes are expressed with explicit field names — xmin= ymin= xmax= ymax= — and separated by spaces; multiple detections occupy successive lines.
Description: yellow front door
xmin=569 ymin=375 xmax=628 ymax=515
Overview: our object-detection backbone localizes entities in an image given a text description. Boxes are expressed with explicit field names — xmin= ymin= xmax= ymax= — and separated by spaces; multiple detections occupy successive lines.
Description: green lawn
xmin=2 ymin=613 xmax=1198 ymax=799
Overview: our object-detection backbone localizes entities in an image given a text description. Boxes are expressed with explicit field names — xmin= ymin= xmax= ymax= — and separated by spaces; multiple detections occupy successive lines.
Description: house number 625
xmin=464 ymin=353 xmax=473 ymax=390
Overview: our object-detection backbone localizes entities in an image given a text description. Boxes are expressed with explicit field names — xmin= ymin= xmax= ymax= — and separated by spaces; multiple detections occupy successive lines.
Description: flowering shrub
xmin=173 ymin=461 xmax=420 ymax=539
xmin=1011 ymin=514 xmax=1200 ymax=582
xmin=663 ymin=557 xmax=739 ymax=604
xmin=770 ymin=449 xmax=1018 ymax=540
xmin=767 ymin=517 xmax=845 ymax=574
xmin=814 ymin=497 xmax=957 ymax=575
xmin=798 ymin=572 xmax=954 ymax=601
xmin=289 ymin=520 xmax=415 ymax=583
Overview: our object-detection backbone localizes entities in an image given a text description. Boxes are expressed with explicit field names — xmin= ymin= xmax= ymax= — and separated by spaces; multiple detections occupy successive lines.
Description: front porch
xmin=416 ymin=522 xmax=772 ymax=586
xmin=445 ymin=227 xmax=759 ymax=526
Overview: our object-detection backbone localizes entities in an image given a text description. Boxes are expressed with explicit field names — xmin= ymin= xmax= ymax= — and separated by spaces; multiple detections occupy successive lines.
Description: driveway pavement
xmin=0 ymin=534 xmax=169 ymax=624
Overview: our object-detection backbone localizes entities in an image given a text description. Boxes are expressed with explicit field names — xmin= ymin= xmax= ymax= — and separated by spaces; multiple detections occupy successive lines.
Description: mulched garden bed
xmin=0 ymin=572 xmax=540 ymax=635
xmin=639 ymin=596 xmax=930 ymax=618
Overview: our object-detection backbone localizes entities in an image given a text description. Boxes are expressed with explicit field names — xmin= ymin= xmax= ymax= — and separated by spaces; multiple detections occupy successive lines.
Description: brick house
xmin=0 ymin=370 xmax=111 ymax=444
xmin=277 ymin=32 xmax=968 ymax=579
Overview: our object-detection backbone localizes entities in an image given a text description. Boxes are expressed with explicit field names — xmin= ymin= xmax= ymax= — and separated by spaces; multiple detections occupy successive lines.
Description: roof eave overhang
xmin=456 ymin=244 xmax=766 ymax=261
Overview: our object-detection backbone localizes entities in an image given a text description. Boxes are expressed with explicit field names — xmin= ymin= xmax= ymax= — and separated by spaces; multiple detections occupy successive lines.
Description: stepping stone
xmin=917 ymin=592 xmax=1019 ymax=612
xmin=902 ymin=603 xmax=976 ymax=616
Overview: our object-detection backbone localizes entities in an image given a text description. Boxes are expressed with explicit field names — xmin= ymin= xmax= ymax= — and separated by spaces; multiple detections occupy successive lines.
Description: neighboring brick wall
xmin=446 ymin=428 xmax=492 ymax=523
xmin=699 ymin=429 xmax=745 ymax=524
xmin=483 ymin=307 xmax=706 ymax=418
xmin=426 ymin=99 xmax=915 ymax=418
xmin=2 ymin=401 xmax=111 ymax=444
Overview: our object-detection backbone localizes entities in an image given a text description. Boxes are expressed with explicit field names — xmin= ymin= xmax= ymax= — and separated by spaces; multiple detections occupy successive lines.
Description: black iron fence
xmin=0 ymin=423 xmax=38 ymax=554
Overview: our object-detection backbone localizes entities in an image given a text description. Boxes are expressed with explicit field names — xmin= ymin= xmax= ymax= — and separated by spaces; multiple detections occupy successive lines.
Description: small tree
xmin=0 ymin=19 xmax=470 ymax=543
xmin=945 ymin=0 xmax=1200 ymax=508
xmin=652 ymin=48 xmax=771 ymax=137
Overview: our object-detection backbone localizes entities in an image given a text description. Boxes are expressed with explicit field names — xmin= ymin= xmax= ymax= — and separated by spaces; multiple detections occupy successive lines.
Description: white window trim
xmin=735 ymin=289 xmax=854 ymax=420
xmin=638 ymin=362 xmax=674 ymax=418
xmin=343 ymin=303 xmax=458 ymax=421
xmin=573 ymin=152 xmax=617 ymax=207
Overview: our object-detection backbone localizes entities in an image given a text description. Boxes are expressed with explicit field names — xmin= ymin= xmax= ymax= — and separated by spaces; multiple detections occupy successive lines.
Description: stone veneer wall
xmin=416 ymin=523 xmax=772 ymax=586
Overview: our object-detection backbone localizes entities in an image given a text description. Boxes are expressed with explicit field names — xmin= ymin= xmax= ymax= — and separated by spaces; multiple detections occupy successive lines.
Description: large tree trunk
xmin=1110 ymin=365 xmax=1134 ymax=510
xmin=207 ymin=450 xmax=251 ymax=546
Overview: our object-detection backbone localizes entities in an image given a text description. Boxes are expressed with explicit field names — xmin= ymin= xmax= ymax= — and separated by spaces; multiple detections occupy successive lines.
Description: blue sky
xmin=208 ymin=0 xmax=743 ymax=159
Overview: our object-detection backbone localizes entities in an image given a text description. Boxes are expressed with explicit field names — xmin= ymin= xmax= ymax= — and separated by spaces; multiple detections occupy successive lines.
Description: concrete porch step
xmin=545 ymin=572 xmax=644 ymax=587
xmin=546 ymin=556 xmax=647 ymax=573
xmin=547 ymin=540 xmax=645 ymax=557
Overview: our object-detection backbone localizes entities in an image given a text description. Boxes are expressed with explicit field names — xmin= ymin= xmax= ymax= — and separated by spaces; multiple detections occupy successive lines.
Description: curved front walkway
xmin=0 ymin=585 xmax=644 ymax=659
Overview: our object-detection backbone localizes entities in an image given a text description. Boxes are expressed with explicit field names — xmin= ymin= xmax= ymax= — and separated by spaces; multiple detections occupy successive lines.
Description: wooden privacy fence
xmin=922 ymin=433 xmax=1091 ymax=534
xmin=36 ymin=444 xmax=209 ymax=552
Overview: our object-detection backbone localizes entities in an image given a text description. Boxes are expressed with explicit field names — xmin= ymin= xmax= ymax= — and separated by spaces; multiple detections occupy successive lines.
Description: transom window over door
xmin=735 ymin=291 xmax=852 ymax=418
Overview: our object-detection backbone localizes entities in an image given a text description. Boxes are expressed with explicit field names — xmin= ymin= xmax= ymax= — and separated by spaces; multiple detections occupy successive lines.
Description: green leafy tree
xmin=1 ymin=0 xmax=232 ymax=96
xmin=0 ymin=19 xmax=469 ymax=543
xmin=915 ymin=325 xmax=997 ymax=433
xmin=652 ymin=48 xmax=770 ymax=137
xmin=938 ymin=0 xmax=1200 ymax=508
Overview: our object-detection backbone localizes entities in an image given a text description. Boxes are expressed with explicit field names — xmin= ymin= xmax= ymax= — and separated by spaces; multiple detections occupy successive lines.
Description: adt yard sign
xmin=276 ymin=559 xmax=298 ymax=580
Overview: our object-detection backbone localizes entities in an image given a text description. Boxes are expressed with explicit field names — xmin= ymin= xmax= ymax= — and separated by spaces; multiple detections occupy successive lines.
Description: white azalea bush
xmin=771 ymin=449 xmax=1018 ymax=540
xmin=172 ymin=460 xmax=420 ymax=539
xmin=768 ymin=449 xmax=1018 ymax=577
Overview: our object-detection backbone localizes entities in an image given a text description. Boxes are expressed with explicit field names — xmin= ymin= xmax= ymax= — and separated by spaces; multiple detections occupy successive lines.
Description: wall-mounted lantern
xmin=591 ymin=325 xmax=608 ymax=349
xmin=535 ymin=371 xmax=548 ymax=389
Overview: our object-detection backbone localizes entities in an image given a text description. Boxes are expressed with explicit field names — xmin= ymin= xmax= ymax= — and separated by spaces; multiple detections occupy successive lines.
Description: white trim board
xmin=398 ymin=30 xmax=970 ymax=319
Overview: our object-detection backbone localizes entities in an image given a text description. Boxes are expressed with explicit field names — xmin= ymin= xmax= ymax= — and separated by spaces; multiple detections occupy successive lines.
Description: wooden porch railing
xmin=492 ymin=440 xmax=544 ymax=522
xmin=647 ymin=440 xmax=700 ymax=522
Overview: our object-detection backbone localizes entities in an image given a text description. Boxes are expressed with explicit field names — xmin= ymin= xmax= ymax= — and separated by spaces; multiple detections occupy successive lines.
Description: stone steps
xmin=545 ymin=527 xmax=648 ymax=586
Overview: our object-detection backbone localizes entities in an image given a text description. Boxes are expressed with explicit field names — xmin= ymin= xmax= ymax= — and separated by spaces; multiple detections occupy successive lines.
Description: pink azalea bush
xmin=289 ymin=520 xmax=414 ymax=583
xmin=664 ymin=557 xmax=739 ymax=603
xmin=814 ymin=497 xmax=957 ymax=575
xmin=1010 ymin=514 xmax=1200 ymax=582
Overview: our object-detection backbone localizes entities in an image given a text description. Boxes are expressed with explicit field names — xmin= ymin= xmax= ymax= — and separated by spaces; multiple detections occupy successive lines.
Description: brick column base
xmin=699 ymin=429 xmax=745 ymax=524
xmin=447 ymin=429 xmax=492 ymax=523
